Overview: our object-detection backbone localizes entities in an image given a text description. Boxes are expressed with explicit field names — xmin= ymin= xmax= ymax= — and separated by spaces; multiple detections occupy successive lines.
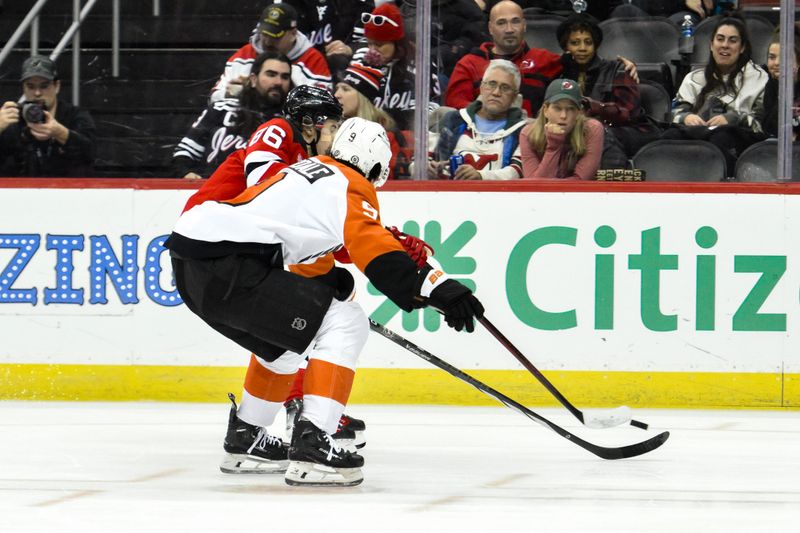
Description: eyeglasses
xmin=361 ymin=13 xmax=400 ymax=28
xmin=480 ymin=80 xmax=515 ymax=95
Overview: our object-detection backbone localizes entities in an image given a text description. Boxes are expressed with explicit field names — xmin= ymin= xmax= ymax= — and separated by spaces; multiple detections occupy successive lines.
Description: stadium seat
xmin=638 ymin=80 xmax=672 ymax=124
xmin=598 ymin=17 xmax=680 ymax=95
xmin=734 ymin=139 xmax=800 ymax=182
xmin=632 ymin=140 xmax=727 ymax=181
xmin=523 ymin=13 xmax=565 ymax=55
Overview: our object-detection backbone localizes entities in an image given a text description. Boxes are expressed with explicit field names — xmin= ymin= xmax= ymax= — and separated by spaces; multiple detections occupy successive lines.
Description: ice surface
xmin=1 ymin=403 xmax=798 ymax=533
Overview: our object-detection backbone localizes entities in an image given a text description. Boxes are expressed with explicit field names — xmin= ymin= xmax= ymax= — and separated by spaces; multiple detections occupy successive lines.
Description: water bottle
xmin=571 ymin=0 xmax=587 ymax=13
xmin=679 ymin=15 xmax=695 ymax=56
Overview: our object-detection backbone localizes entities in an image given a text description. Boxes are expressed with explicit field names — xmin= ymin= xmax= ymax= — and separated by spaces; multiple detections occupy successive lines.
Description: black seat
xmin=598 ymin=17 xmax=680 ymax=95
xmin=734 ymin=139 xmax=800 ymax=182
xmin=690 ymin=14 xmax=775 ymax=66
xmin=638 ymin=80 xmax=672 ymax=124
xmin=632 ymin=140 xmax=727 ymax=181
xmin=523 ymin=14 xmax=565 ymax=55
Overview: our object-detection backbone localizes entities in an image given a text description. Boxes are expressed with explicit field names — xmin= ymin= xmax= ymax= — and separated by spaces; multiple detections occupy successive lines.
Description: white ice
xmin=1 ymin=402 xmax=798 ymax=533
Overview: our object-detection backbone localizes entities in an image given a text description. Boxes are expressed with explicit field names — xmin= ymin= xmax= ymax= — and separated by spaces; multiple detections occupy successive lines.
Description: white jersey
xmin=169 ymin=156 xmax=404 ymax=274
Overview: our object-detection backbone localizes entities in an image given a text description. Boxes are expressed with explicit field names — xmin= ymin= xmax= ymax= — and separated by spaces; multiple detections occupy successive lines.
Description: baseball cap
xmin=21 ymin=55 xmax=57 ymax=81
xmin=258 ymin=3 xmax=298 ymax=39
xmin=544 ymin=78 xmax=582 ymax=106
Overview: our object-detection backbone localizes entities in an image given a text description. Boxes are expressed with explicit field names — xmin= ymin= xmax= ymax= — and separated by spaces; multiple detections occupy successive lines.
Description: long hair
xmin=353 ymin=90 xmax=397 ymax=131
xmin=527 ymin=103 xmax=588 ymax=176
xmin=390 ymin=35 xmax=416 ymax=81
xmin=232 ymin=50 xmax=291 ymax=136
xmin=696 ymin=16 xmax=753 ymax=112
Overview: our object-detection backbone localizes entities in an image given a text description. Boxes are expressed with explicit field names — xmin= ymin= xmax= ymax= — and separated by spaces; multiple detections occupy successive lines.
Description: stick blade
xmin=597 ymin=431 xmax=670 ymax=460
xmin=582 ymin=406 xmax=632 ymax=429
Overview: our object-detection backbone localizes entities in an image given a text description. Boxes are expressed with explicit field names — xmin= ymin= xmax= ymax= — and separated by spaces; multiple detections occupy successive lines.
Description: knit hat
xmin=21 ymin=55 xmax=57 ymax=81
xmin=363 ymin=3 xmax=404 ymax=42
xmin=544 ymin=78 xmax=582 ymax=106
xmin=258 ymin=3 xmax=298 ymax=39
xmin=341 ymin=62 xmax=384 ymax=101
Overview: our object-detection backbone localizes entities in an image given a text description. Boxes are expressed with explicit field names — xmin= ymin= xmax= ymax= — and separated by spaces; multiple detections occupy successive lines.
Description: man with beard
xmin=173 ymin=51 xmax=292 ymax=179
xmin=209 ymin=3 xmax=332 ymax=103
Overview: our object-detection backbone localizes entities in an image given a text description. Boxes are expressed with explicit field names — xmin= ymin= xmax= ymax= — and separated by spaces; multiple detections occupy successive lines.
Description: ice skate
xmin=332 ymin=412 xmax=367 ymax=450
xmin=220 ymin=393 xmax=288 ymax=474
xmin=286 ymin=398 xmax=366 ymax=451
xmin=285 ymin=418 xmax=364 ymax=487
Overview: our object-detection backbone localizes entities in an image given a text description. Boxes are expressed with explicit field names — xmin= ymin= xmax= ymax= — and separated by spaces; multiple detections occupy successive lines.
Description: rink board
xmin=1 ymin=179 xmax=799 ymax=407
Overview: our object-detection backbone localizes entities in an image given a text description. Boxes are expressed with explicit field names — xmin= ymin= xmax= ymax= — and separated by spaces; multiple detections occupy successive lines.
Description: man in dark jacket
xmin=0 ymin=55 xmax=95 ymax=177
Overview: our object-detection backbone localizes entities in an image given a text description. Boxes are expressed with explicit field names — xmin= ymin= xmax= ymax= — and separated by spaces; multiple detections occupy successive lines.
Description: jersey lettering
xmin=261 ymin=125 xmax=287 ymax=149
xmin=292 ymin=159 xmax=335 ymax=183
xmin=362 ymin=200 xmax=378 ymax=220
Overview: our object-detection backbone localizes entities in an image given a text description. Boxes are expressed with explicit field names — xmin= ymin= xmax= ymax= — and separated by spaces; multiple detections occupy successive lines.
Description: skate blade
xmin=331 ymin=430 xmax=366 ymax=451
xmin=219 ymin=453 xmax=288 ymax=474
xmin=284 ymin=461 xmax=363 ymax=487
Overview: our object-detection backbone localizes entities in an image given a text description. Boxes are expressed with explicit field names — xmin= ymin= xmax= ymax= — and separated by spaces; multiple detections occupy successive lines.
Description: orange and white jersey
xmin=167 ymin=156 xmax=420 ymax=308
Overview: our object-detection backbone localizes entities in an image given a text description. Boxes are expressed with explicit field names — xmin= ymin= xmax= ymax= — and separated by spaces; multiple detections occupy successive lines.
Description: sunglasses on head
xmin=361 ymin=13 xmax=400 ymax=28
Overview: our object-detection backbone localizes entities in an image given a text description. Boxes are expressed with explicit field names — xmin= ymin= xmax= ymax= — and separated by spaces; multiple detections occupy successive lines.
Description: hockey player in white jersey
xmin=165 ymin=118 xmax=484 ymax=486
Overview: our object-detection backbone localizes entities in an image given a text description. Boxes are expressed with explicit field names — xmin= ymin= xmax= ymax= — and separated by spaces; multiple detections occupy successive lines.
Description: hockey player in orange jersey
xmin=166 ymin=118 xmax=484 ymax=486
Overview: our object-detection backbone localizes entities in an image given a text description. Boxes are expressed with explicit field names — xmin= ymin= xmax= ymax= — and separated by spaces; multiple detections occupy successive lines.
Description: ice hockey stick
xmin=479 ymin=316 xmax=650 ymax=431
xmin=368 ymin=318 xmax=669 ymax=460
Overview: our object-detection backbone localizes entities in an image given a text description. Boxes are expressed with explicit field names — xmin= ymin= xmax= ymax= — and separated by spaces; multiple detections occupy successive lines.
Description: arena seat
xmin=632 ymin=140 xmax=727 ymax=182
xmin=734 ymin=139 xmax=800 ymax=182
xmin=598 ymin=17 xmax=680 ymax=96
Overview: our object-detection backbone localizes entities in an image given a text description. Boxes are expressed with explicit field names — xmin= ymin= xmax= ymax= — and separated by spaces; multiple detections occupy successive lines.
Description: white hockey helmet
xmin=330 ymin=117 xmax=392 ymax=187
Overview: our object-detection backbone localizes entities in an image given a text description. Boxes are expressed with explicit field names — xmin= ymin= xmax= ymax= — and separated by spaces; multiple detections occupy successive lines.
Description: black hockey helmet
xmin=283 ymin=85 xmax=343 ymax=129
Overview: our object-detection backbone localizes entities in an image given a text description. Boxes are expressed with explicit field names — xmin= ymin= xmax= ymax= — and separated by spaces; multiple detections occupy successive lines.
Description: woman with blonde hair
xmin=334 ymin=61 xmax=409 ymax=179
xmin=519 ymin=78 xmax=604 ymax=180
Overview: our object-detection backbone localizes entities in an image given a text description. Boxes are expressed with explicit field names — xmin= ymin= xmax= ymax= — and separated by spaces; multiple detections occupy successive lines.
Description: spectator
xmin=446 ymin=0 xmax=562 ymax=117
xmin=173 ymin=51 xmax=292 ymax=180
xmin=352 ymin=2 xmax=441 ymax=131
xmin=519 ymin=78 xmax=604 ymax=179
xmin=557 ymin=13 xmax=661 ymax=158
xmin=431 ymin=59 xmax=527 ymax=180
xmin=662 ymin=15 xmax=768 ymax=173
xmin=278 ymin=0 xmax=375 ymax=78
xmin=334 ymin=60 xmax=411 ymax=179
xmin=210 ymin=3 xmax=332 ymax=103
xmin=760 ymin=25 xmax=800 ymax=139
xmin=0 ymin=55 xmax=95 ymax=177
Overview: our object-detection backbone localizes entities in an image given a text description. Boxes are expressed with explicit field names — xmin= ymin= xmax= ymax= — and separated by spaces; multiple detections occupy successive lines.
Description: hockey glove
xmin=417 ymin=259 xmax=484 ymax=333
xmin=387 ymin=226 xmax=434 ymax=268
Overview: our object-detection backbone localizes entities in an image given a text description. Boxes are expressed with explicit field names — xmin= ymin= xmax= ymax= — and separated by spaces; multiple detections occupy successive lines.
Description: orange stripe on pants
xmin=243 ymin=354 xmax=296 ymax=403
xmin=303 ymin=359 xmax=355 ymax=406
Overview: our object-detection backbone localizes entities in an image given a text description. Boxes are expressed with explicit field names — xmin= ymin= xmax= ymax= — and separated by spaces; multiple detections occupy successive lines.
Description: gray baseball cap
xmin=21 ymin=55 xmax=57 ymax=81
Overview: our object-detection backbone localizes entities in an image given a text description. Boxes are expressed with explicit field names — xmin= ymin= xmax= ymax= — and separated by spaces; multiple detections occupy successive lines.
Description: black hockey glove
xmin=417 ymin=260 xmax=484 ymax=332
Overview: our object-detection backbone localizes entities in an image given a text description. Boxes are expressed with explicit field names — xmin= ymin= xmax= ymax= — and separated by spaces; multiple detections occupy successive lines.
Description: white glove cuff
xmin=419 ymin=257 xmax=450 ymax=298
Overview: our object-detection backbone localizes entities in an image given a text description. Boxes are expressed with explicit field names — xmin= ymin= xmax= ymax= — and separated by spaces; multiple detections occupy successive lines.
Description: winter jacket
xmin=435 ymin=100 xmax=527 ymax=180
xmin=760 ymin=76 xmax=800 ymax=138
xmin=445 ymin=42 xmax=562 ymax=117
xmin=671 ymin=61 xmax=769 ymax=132
xmin=210 ymin=31 xmax=332 ymax=103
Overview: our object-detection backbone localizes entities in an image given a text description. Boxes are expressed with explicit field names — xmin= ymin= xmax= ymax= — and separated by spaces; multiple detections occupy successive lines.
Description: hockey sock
xmin=238 ymin=354 xmax=297 ymax=428
xmin=301 ymin=358 xmax=354 ymax=434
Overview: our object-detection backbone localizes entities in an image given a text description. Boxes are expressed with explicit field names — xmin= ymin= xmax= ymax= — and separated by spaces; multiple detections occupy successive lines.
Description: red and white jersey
xmin=181 ymin=117 xmax=307 ymax=213
xmin=210 ymin=32 xmax=333 ymax=103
